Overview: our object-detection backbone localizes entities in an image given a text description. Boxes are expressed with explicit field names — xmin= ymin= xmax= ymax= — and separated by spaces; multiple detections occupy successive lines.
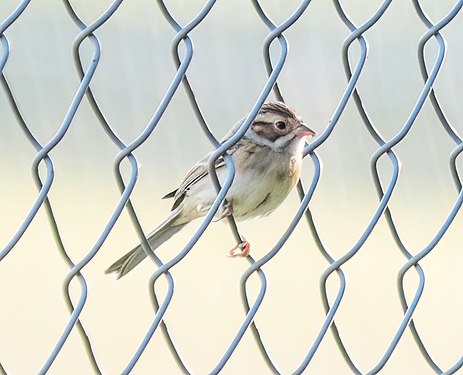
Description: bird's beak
xmin=295 ymin=123 xmax=315 ymax=138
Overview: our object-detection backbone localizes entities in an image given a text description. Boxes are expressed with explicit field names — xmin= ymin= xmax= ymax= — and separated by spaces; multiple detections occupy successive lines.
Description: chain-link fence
xmin=1 ymin=0 xmax=463 ymax=374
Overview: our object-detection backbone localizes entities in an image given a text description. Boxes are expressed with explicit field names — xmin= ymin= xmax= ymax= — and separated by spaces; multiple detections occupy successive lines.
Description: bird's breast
xmin=229 ymin=150 xmax=302 ymax=220
xmin=179 ymin=147 xmax=302 ymax=223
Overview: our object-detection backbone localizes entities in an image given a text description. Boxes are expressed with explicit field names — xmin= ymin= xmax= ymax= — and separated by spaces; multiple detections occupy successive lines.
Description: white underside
xmin=178 ymin=149 xmax=301 ymax=223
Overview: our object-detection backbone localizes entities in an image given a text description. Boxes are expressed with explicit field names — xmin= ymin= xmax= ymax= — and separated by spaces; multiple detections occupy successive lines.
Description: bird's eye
xmin=275 ymin=121 xmax=286 ymax=130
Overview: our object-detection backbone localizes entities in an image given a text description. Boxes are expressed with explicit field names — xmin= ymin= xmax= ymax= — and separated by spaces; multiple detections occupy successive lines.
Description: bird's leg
xmin=217 ymin=199 xmax=250 ymax=257
xmin=228 ymin=240 xmax=251 ymax=258
xmin=215 ymin=198 xmax=234 ymax=221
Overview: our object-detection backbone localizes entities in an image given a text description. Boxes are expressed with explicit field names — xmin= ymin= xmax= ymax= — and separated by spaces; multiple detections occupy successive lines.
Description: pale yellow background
xmin=1 ymin=0 xmax=462 ymax=374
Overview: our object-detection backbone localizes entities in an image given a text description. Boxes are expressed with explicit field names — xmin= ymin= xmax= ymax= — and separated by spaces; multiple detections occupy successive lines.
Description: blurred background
xmin=1 ymin=0 xmax=462 ymax=373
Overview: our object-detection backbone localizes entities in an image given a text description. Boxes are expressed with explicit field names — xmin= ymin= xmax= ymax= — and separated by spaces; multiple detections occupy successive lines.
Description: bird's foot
xmin=228 ymin=240 xmax=251 ymax=258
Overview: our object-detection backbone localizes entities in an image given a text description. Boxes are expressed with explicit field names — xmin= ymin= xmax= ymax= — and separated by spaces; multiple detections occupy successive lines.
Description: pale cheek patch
xmin=272 ymin=133 xmax=296 ymax=150
xmin=245 ymin=129 xmax=275 ymax=148
xmin=245 ymin=129 xmax=295 ymax=151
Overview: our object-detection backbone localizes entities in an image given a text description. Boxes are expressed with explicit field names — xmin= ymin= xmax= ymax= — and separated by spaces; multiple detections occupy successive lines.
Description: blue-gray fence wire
xmin=1 ymin=0 xmax=462 ymax=374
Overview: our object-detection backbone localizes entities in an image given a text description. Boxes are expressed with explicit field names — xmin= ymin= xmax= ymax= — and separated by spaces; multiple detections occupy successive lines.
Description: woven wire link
xmin=1 ymin=0 xmax=463 ymax=374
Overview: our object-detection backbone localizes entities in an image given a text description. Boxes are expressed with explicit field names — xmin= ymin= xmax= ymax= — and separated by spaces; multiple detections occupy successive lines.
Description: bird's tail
xmin=106 ymin=209 xmax=185 ymax=279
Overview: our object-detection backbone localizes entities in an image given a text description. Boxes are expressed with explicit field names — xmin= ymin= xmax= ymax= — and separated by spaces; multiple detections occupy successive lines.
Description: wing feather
xmin=163 ymin=118 xmax=246 ymax=211
xmin=166 ymin=154 xmax=226 ymax=210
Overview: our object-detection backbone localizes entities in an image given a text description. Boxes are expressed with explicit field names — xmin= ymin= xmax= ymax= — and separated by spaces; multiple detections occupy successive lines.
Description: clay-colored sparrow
xmin=106 ymin=102 xmax=315 ymax=278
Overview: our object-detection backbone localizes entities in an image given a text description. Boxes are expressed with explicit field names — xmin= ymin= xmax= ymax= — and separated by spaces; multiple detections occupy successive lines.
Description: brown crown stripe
xmin=259 ymin=102 xmax=298 ymax=121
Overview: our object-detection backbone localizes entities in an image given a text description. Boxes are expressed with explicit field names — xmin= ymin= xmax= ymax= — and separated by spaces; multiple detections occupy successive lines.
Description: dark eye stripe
xmin=252 ymin=121 xmax=271 ymax=126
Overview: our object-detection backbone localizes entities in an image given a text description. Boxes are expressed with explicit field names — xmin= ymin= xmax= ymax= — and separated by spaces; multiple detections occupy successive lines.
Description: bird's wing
xmin=163 ymin=153 xmax=226 ymax=210
xmin=162 ymin=118 xmax=247 ymax=211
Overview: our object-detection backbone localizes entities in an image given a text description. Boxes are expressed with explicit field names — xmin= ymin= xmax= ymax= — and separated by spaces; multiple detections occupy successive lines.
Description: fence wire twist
xmin=1 ymin=0 xmax=462 ymax=374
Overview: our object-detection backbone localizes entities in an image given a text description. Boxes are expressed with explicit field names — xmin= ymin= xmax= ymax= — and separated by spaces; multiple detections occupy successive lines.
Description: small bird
xmin=106 ymin=102 xmax=315 ymax=278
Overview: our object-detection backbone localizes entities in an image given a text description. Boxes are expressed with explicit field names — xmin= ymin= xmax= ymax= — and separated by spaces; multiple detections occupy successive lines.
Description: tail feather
xmin=106 ymin=209 xmax=185 ymax=278
xmin=105 ymin=246 xmax=148 ymax=278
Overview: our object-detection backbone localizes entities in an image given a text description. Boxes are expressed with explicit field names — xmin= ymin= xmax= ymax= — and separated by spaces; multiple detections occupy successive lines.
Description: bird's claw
xmin=228 ymin=241 xmax=251 ymax=258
